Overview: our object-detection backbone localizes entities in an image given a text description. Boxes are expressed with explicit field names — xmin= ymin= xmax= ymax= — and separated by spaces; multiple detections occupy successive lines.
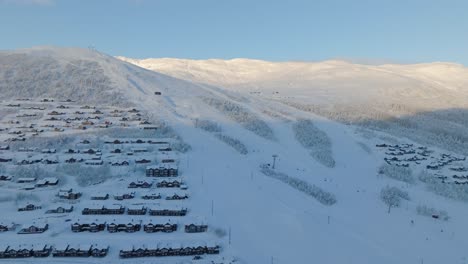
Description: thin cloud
xmin=0 ymin=0 xmax=54 ymax=5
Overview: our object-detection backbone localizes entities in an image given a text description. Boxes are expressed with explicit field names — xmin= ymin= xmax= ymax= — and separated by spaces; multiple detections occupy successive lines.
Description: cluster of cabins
xmin=0 ymin=100 xmax=222 ymax=259
xmin=81 ymin=205 xmax=188 ymax=216
xmin=377 ymin=142 xmax=468 ymax=184
xmin=52 ymin=244 xmax=109 ymax=258
xmin=119 ymin=243 xmax=220 ymax=258
xmin=71 ymin=221 xmax=206 ymax=234
xmin=0 ymin=98 xmax=157 ymax=149
xmin=2 ymin=141 xmax=171 ymax=168
xmin=426 ymin=154 xmax=466 ymax=170
xmin=0 ymin=245 xmax=52 ymax=259
xmin=95 ymin=191 xmax=189 ymax=202
xmin=146 ymin=166 xmax=179 ymax=177
xmin=17 ymin=204 xmax=73 ymax=214
xmin=71 ymin=221 xmax=184 ymax=233
xmin=0 ymin=244 xmax=109 ymax=259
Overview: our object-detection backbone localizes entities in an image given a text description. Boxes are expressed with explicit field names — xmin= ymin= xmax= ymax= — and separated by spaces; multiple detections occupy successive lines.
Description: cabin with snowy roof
xmin=17 ymin=223 xmax=48 ymax=234
xmin=127 ymin=205 xmax=147 ymax=215
xmin=146 ymin=165 xmax=178 ymax=177
xmin=148 ymin=207 xmax=187 ymax=216
xmin=82 ymin=205 xmax=125 ymax=215
xmin=143 ymin=222 xmax=177 ymax=233
xmin=107 ymin=221 xmax=141 ymax=233
xmin=141 ymin=193 xmax=161 ymax=200
xmin=18 ymin=203 xmax=42 ymax=212
xmin=58 ymin=189 xmax=81 ymax=200
xmin=35 ymin=177 xmax=59 ymax=187
xmin=185 ymin=223 xmax=208 ymax=233
xmin=45 ymin=205 xmax=73 ymax=214
xmin=156 ymin=179 xmax=182 ymax=188
xmin=71 ymin=221 xmax=106 ymax=232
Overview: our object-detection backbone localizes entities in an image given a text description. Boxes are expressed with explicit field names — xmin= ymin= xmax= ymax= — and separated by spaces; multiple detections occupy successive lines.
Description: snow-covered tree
xmin=292 ymin=119 xmax=335 ymax=168
xmin=419 ymin=170 xmax=468 ymax=202
xmin=380 ymin=186 xmax=410 ymax=213
xmin=196 ymin=119 xmax=222 ymax=132
xmin=378 ymin=164 xmax=414 ymax=184
xmin=57 ymin=163 xmax=113 ymax=187
xmin=202 ymin=96 xmax=275 ymax=140
xmin=261 ymin=167 xmax=337 ymax=206
xmin=215 ymin=134 xmax=248 ymax=155
xmin=416 ymin=205 xmax=449 ymax=221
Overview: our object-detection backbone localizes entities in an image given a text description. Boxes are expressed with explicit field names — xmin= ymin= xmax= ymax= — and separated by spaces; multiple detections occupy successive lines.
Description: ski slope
xmin=0 ymin=47 xmax=467 ymax=263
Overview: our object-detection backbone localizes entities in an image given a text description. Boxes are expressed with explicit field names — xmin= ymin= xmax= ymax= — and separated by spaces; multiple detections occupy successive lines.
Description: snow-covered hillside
xmin=117 ymin=57 xmax=468 ymax=107
xmin=0 ymin=47 xmax=210 ymax=107
xmin=0 ymin=47 xmax=467 ymax=264
xmin=119 ymin=56 xmax=468 ymax=155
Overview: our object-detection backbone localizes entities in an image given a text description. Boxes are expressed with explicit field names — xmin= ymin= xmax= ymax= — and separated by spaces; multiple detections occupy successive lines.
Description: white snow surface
xmin=0 ymin=47 xmax=467 ymax=263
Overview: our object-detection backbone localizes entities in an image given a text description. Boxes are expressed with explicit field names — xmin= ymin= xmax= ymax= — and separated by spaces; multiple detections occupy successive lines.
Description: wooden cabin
xmin=52 ymin=244 xmax=93 ymax=257
xmin=184 ymin=223 xmax=208 ymax=233
xmin=45 ymin=206 xmax=73 ymax=214
xmin=114 ymin=192 xmax=135 ymax=200
xmin=17 ymin=224 xmax=48 ymax=234
xmin=0 ymin=223 xmax=16 ymax=232
xmin=17 ymin=177 xmax=36 ymax=183
xmin=118 ymin=244 xmax=220 ymax=258
xmin=146 ymin=166 xmax=178 ymax=177
xmin=166 ymin=193 xmax=188 ymax=200
xmin=143 ymin=222 xmax=177 ymax=233
xmin=32 ymin=244 xmax=52 ymax=257
xmin=141 ymin=193 xmax=161 ymax=200
xmin=35 ymin=177 xmax=59 ymax=187
xmin=82 ymin=205 xmax=125 ymax=215
xmin=148 ymin=208 xmax=187 ymax=216
xmin=0 ymin=175 xmax=12 ymax=181
xmin=127 ymin=206 xmax=147 ymax=215
xmin=18 ymin=203 xmax=41 ymax=212
xmin=90 ymin=193 xmax=109 ymax=200
xmin=128 ymin=181 xmax=152 ymax=188
xmin=71 ymin=222 xmax=106 ymax=232
xmin=156 ymin=180 xmax=182 ymax=188
xmin=90 ymin=245 xmax=109 ymax=257
xmin=107 ymin=222 xmax=141 ymax=233
xmin=58 ymin=189 xmax=81 ymax=200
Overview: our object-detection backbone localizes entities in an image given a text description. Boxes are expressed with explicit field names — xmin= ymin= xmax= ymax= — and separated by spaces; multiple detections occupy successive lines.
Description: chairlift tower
xmin=272 ymin=154 xmax=278 ymax=169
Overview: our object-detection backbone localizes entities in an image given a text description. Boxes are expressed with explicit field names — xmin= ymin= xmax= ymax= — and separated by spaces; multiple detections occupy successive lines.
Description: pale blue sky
xmin=0 ymin=0 xmax=467 ymax=64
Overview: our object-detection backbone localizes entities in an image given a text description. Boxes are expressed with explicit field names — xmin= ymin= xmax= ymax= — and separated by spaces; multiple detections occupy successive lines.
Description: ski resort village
xmin=0 ymin=47 xmax=468 ymax=264
xmin=0 ymin=98 xmax=226 ymax=263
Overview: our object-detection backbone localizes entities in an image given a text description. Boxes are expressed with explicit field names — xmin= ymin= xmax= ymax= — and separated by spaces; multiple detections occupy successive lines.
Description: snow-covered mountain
xmin=1 ymin=47 xmax=468 ymax=264
xmin=0 ymin=47 xmax=211 ymax=107
xmin=119 ymin=56 xmax=468 ymax=155
xmin=117 ymin=56 xmax=468 ymax=107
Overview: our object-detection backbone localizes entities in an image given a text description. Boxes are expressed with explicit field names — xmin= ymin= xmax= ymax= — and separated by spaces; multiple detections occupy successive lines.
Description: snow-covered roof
xmin=146 ymin=164 xmax=178 ymax=170
xmin=22 ymin=184 xmax=36 ymax=190
xmin=82 ymin=202 xmax=124 ymax=210
xmin=148 ymin=205 xmax=184 ymax=210
xmin=17 ymin=177 xmax=36 ymax=182
xmin=31 ymin=244 xmax=48 ymax=251
xmin=127 ymin=205 xmax=146 ymax=210
xmin=53 ymin=243 xmax=69 ymax=251
xmin=91 ymin=192 xmax=109 ymax=197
